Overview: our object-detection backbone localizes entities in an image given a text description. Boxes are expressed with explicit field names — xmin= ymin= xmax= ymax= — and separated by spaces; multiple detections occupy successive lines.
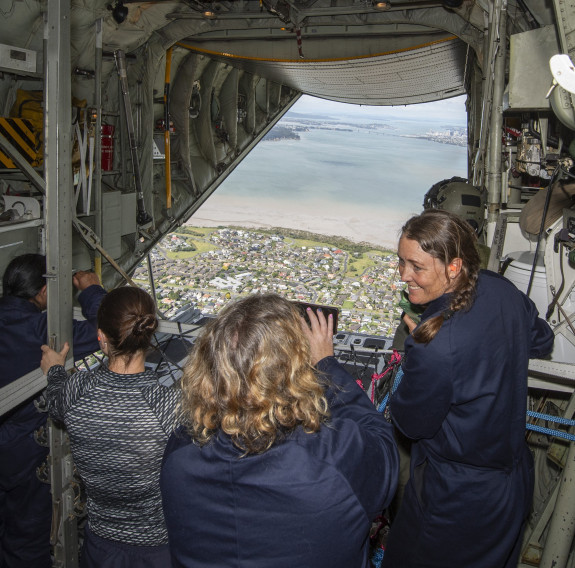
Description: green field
xmin=289 ymin=237 xmax=334 ymax=248
xmin=166 ymin=239 xmax=217 ymax=259
xmin=177 ymin=226 xmax=215 ymax=237
xmin=345 ymin=250 xmax=384 ymax=277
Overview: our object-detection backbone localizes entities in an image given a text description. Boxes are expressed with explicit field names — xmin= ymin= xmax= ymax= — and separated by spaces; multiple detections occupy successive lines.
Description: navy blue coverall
xmin=0 ymin=284 xmax=105 ymax=568
xmin=161 ymin=356 xmax=399 ymax=568
xmin=382 ymin=270 xmax=554 ymax=568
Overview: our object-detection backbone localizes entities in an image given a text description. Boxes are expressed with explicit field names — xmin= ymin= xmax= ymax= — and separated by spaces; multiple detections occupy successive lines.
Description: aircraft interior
xmin=1 ymin=0 xmax=575 ymax=565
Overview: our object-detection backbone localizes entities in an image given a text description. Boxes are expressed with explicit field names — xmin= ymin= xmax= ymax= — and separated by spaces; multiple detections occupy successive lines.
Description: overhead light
xmin=373 ymin=1 xmax=391 ymax=10
xmin=108 ymin=1 xmax=128 ymax=24
xmin=202 ymin=2 xmax=218 ymax=18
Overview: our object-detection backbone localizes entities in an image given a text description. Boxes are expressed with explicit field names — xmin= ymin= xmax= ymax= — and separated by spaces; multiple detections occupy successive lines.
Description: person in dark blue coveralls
xmin=0 ymin=254 xmax=106 ymax=568
xmin=382 ymin=211 xmax=554 ymax=568
xmin=161 ymin=293 xmax=398 ymax=568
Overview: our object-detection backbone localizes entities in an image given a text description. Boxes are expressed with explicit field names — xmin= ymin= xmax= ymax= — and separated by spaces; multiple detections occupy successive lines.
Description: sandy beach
xmin=189 ymin=194 xmax=416 ymax=250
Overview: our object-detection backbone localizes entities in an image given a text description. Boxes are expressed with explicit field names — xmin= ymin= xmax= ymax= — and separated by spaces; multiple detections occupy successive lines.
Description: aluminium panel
xmin=121 ymin=192 xmax=137 ymax=236
xmin=508 ymin=26 xmax=560 ymax=111
xmin=102 ymin=191 xmax=122 ymax=259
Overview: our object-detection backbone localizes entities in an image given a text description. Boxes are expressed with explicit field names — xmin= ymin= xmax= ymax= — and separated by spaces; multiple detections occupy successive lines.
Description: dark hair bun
xmin=97 ymin=286 xmax=158 ymax=355
xmin=132 ymin=313 xmax=158 ymax=337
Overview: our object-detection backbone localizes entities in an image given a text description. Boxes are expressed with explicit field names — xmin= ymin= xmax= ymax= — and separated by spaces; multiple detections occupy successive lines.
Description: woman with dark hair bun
xmin=41 ymin=286 xmax=180 ymax=568
xmin=382 ymin=210 xmax=555 ymax=568
xmin=95 ymin=286 xmax=159 ymax=369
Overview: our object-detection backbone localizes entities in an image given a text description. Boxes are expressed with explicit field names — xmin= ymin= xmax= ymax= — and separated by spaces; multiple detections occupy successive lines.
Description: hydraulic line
xmin=94 ymin=18 xmax=103 ymax=282
xmin=164 ymin=47 xmax=173 ymax=213
xmin=486 ymin=0 xmax=507 ymax=231
xmin=527 ymin=167 xmax=560 ymax=297
xmin=114 ymin=50 xmax=152 ymax=226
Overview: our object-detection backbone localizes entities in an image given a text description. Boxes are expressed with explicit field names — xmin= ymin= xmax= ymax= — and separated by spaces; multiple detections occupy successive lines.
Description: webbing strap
xmin=526 ymin=423 xmax=575 ymax=442
xmin=527 ymin=410 xmax=575 ymax=427
xmin=377 ymin=367 xmax=403 ymax=413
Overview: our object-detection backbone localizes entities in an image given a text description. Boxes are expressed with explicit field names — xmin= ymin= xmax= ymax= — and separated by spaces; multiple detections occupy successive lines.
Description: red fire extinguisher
xmin=101 ymin=124 xmax=115 ymax=171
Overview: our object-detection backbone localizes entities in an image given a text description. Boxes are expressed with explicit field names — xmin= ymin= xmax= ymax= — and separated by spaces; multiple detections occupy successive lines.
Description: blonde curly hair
xmin=179 ymin=293 xmax=330 ymax=454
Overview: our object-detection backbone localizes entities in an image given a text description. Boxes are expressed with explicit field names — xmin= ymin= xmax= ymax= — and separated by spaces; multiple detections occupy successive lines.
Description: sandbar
xmin=189 ymin=194 xmax=419 ymax=250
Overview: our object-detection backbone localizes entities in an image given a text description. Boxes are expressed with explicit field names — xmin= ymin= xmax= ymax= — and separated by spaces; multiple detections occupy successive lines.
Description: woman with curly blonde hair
xmin=161 ymin=293 xmax=398 ymax=568
xmin=179 ymin=292 xmax=329 ymax=454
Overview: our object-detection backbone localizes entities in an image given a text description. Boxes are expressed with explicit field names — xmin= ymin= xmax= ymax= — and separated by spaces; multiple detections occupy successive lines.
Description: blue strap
xmin=526 ymin=410 xmax=575 ymax=441
xmin=526 ymin=423 xmax=575 ymax=442
xmin=371 ymin=547 xmax=384 ymax=568
xmin=377 ymin=367 xmax=403 ymax=413
xmin=527 ymin=410 xmax=575 ymax=427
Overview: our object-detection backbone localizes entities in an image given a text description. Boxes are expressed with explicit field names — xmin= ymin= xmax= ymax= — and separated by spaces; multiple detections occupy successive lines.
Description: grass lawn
xmin=166 ymin=239 xmax=217 ymax=259
xmin=345 ymin=253 xmax=377 ymax=277
xmin=176 ymin=226 xmax=215 ymax=237
xmin=289 ymin=237 xmax=334 ymax=248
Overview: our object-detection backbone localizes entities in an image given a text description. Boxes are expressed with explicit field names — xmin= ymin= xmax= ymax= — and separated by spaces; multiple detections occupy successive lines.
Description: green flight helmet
xmin=423 ymin=177 xmax=486 ymax=236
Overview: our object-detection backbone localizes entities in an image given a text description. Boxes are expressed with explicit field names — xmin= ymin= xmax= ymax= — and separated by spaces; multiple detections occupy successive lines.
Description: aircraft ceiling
xmin=176 ymin=36 xmax=467 ymax=105
xmin=1 ymin=0 xmax=552 ymax=107
xmin=104 ymin=0 xmax=549 ymax=106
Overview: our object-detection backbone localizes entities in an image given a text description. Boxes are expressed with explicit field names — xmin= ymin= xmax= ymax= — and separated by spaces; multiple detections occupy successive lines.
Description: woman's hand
xmin=403 ymin=313 xmax=418 ymax=334
xmin=73 ymin=270 xmax=101 ymax=291
xmin=40 ymin=342 xmax=70 ymax=375
xmin=301 ymin=308 xmax=334 ymax=365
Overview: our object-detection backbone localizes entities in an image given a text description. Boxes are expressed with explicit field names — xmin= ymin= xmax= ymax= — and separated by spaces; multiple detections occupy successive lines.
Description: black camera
xmin=293 ymin=301 xmax=339 ymax=333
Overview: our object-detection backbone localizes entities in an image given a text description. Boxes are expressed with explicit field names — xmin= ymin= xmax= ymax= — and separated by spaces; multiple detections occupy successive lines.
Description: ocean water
xmin=195 ymin=113 xmax=468 ymax=248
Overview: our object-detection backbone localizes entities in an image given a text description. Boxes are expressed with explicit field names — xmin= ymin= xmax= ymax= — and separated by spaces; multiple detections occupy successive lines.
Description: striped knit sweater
xmin=46 ymin=365 xmax=181 ymax=546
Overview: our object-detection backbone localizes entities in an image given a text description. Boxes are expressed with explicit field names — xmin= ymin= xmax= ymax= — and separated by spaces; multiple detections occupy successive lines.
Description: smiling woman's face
xmin=398 ymin=237 xmax=453 ymax=305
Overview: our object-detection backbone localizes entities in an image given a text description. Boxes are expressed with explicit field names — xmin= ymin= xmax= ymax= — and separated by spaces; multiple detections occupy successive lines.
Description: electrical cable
xmin=546 ymin=243 xmax=566 ymax=320
xmin=527 ymin=166 xmax=560 ymax=297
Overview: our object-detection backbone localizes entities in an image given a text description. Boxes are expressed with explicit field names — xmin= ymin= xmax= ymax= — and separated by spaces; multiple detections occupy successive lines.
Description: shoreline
xmin=189 ymin=195 xmax=413 ymax=251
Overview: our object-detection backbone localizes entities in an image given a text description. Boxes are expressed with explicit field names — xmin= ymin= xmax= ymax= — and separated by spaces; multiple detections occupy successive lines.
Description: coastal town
xmin=400 ymin=128 xmax=467 ymax=147
xmin=133 ymin=226 xmax=405 ymax=338
xmin=265 ymin=115 xmax=467 ymax=146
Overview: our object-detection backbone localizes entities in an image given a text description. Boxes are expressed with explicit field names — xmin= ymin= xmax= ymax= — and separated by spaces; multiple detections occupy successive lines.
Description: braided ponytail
xmin=401 ymin=210 xmax=481 ymax=344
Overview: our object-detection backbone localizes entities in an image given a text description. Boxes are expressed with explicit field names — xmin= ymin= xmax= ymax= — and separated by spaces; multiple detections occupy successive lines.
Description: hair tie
xmin=442 ymin=309 xmax=454 ymax=320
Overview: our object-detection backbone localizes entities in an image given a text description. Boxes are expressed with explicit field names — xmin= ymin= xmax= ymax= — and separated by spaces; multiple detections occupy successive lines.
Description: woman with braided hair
xmin=40 ymin=286 xmax=181 ymax=567
xmin=382 ymin=210 xmax=554 ymax=568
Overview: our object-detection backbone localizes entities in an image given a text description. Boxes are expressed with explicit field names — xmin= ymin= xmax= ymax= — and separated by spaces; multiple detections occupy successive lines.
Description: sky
xmin=292 ymin=94 xmax=468 ymax=123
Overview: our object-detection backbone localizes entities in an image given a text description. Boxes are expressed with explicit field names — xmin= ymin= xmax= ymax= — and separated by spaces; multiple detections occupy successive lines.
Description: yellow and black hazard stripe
xmin=0 ymin=118 xmax=42 ymax=168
